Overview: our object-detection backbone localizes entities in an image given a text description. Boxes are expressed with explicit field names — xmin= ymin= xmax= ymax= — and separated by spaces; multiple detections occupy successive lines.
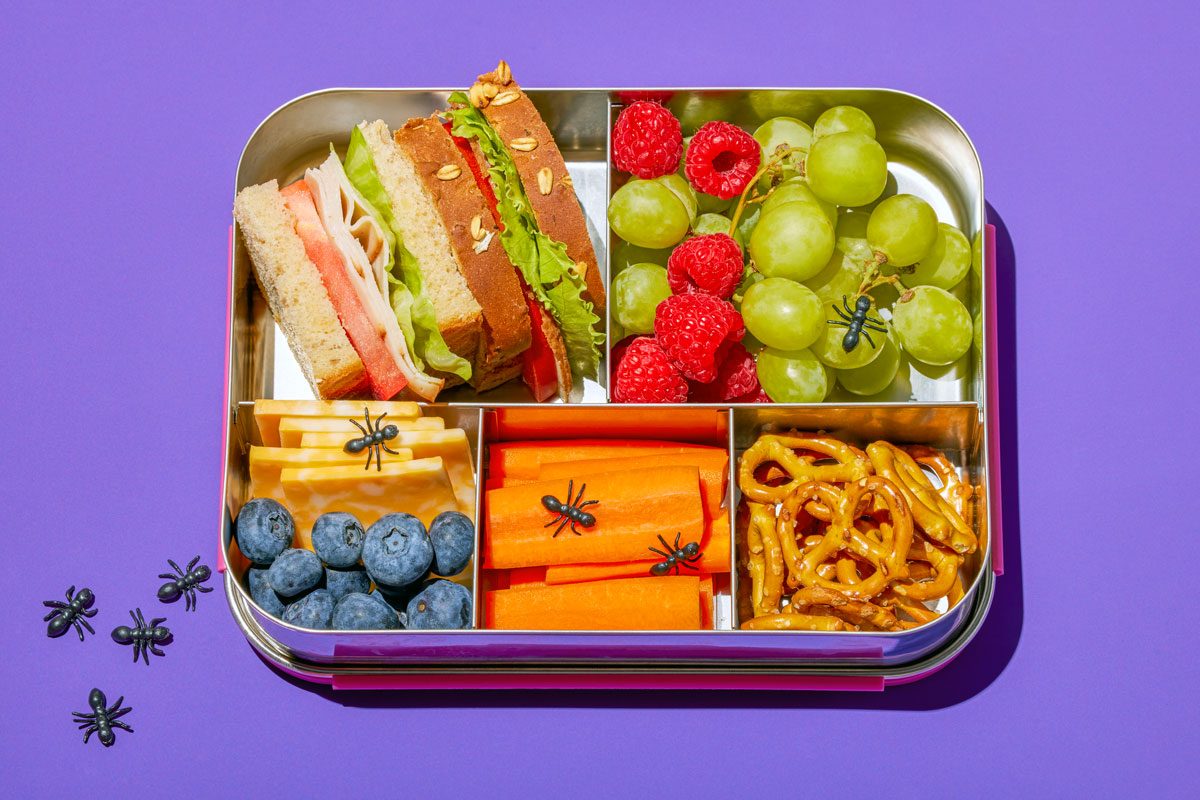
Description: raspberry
xmin=612 ymin=101 xmax=683 ymax=179
xmin=689 ymin=342 xmax=759 ymax=402
xmin=611 ymin=336 xmax=688 ymax=403
xmin=654 ymin=293 xmax=745 ymax=383
xmin=685 ymin=121 xmax=761 ymax=200
xmin=731 ymin=385 xmax=771 ymax=403
xmin=667 ymin=233 xmax=744 ymax=299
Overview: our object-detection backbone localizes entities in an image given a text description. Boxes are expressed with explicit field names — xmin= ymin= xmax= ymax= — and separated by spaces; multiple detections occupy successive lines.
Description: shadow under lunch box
xmin=220 ymin=87 xmax=1005 ymax=691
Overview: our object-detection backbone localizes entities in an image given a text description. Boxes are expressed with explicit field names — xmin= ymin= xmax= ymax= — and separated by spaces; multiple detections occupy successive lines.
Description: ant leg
xmin=862 ymin=329 xmax=877 ymax=349
xmin=566 ymin=480 xmax=574 ymax=507
xmin=187 ymin=556 xmax=200 ymax=572
xmin=374 ymin=412 xmax=388 ymax=434
xmin=131 ymin=641 xmax=141 ymax=663
xmin=43 ymin=609 xmax=57 ymax=621
xmin=79 ymin=616 xmax=95 ymax=635
xmin=572 ymin=482 xmax=588 ymax=508
xmin=349 ymin=418 xmax=368 ymax=436
xmin=673 ymin=532 xmax=682 ymax=551
xmin=109 ymin=702 xmax=130 ymax=720
xmin=150 ymin=617 xmax=166 ymax=626
xmin=382 ymin=444 xmax=400 ymax=455
xmin=82 ymin=606 xmax=98 ymax=617
xmin=842 ymin=296 xmax=857 ymax=317
xmin=158 ymin=573 xmax=176 ymax=580
xmin=364 ymin=445 xmax=374 ymax=471
xmin=832 ymin=302 xmax=853 ymax=322
xmin=363 ymin=409 xmax=374 ymax=435
xmin=111 ymin=720 xmax=133 ymax=733
xmin=552 ymin=518 xmax=570 ymax=538
xmin=168 ymin=559 xmax=184 ymax=577
xmin=827 ymin=320 xmax=851 ymax=328
xmin=43 ymin=600 xmax=69 ymax=610
xmin=82 ymin=726 xmax=96 ymax=744
xmin=679 ymin=560 xmax=699 ymax=571
xmin=648 ymin=547 xmax=672 ymax=560
xmin=577 ymin=499 xmax=599 ymax=508
xmin=198 ymin=584 xmax=213 ymax=593
xmin=132 ymin=609 xmax=142 ymax=627
xmin=544 ymin=514 xmax=564 ymax=528
xmin=66 ymin=586 xmax=76 ymax=600
xmin=188 ymin=589 xmax=196 ymax=612
xmin=73 ymin=619 xmax=86 ymax=641
xmin=657 ymin=534 xmax=675 ymax=553
xmin=150 ymin=643 xmax=165 ymax=658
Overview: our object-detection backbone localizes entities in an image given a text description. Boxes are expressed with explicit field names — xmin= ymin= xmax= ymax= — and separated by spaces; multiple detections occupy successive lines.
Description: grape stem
xmin=856 ymin=267 xmax=913 ymax=302
xmin=727 ymin=145 xmax=807 ymax=236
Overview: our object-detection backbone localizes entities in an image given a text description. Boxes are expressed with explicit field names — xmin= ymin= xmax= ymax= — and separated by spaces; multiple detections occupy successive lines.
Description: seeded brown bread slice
xmin=356 ymin=120 xmax=485 ymax=379
xmin=379 ymin=118 xmax=531 ymax=391
xmin=233 ymin=181 xmax=365 ymax=398
xmin=471 ymin=66 xmax=607 ymax=317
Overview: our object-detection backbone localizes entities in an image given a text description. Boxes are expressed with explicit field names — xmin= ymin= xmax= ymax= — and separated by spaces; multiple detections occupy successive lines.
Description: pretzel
xmin=741 ymin=611 xmax=847 ymax=631
xmin=748 ymin=502 xmax=785 ymax=615
xmin=867 ymin=441 xmax=977 ymax=554
xmin=905 ymin=445 xmax=972 ymax=519
xmin=893 ymin=534 xmax=961 ymax=601
xmin=738 ymin=433 xmax=871 ymax=504
xmin=790 ymin=586 xmax=905 ymax=631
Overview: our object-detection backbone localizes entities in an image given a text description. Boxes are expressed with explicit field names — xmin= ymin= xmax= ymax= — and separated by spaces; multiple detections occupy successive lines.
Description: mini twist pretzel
xmin=790 ymin=586 xmax=905 ymax=632
xmin=739 ymin=434 xmax=871 ymax=504
xmin=774 ymin=481 xmax=844 ymax=590
xmin=867 ymin=442 xmax=977 ymax=554
xmin=893 ymin=534 xmax=962 ymax=601
xmin=748 ymin=502 xmax=785 ymax=616
xmin=905 ymin=445 xmax=972 ymax=519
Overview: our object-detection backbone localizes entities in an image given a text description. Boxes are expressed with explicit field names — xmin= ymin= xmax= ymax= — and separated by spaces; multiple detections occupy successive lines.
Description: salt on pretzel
xmin=894 ymin=534 xmax=961 ymax=601
xmin=749 ymin=502 xmax=785 ymax=615
xmin=867 ymin=442 xmax=977 ymax=555
xmin=738 ymin=434 xmax=871 ymax=504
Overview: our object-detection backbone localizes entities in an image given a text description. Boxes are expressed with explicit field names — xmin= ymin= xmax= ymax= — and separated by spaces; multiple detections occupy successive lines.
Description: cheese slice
xmin=254 ymin=400 xmax=421 ymax=447
xmin=277 ymin=415 xmax=443 ymax=448
xmin=248 ymin=446 xmax=413 ymax=504
xmin=299 ymin=428 xmax=476 ymax=517
xmin=281 ymin=457 xmax=459 ymax=547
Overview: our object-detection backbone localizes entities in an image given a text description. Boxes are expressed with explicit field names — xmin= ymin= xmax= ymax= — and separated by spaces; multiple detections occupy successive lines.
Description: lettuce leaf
xmin=445 ymin=94 xmax=604 ymax=383
xmin=343 ymin=126 xmax=472 ymax=382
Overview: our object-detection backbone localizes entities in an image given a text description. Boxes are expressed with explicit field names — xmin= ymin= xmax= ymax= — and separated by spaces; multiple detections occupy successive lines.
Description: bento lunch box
xmin=220 ymin=87 xmax=1004 ymax=691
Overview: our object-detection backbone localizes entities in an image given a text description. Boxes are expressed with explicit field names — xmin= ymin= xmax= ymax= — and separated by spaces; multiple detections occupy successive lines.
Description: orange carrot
xmin=542 ymin=513 xmax=731 ymax=584
xmin=483 ymin=467 xmax=704 ymax=569
xmin=700 ymin=575 xmax=714 ymax=630
xmin=485 ymin=577 xmax=701 ymax=630
xmin=506 ymin=566 xmax=547 ymax=589
xmin=538 ymin=450 xmax=728 ymax=519
xmin=489 ymin=440 xmax=713 ymax=482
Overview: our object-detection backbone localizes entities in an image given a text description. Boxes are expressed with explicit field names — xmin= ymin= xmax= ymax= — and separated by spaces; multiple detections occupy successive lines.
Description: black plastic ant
xmin=112 ymin=608 xmax=171 ymax=665
xmin=648 ymin=533 xmax=702 ymax=576
xmin=829 ymin=295 xmax=888 ymax=352
xmin=72 ymin=688 xmax=133 ymax=747
xmin=542 ymin=479 xmax=598 ymax=537
xmin=344 ymin=407 xmax=401 ymax=471
xmin=43 ymin=585 xmax=98 ymax=640
xmin=157 ymin=556 xmax=212 ymax=611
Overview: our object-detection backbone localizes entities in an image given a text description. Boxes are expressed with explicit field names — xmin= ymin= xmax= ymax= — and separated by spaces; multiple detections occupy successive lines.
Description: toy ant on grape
xmin=542 ymin=480 xmax=598 ymax=537
xmin=829 ymin=295 xmax=888 ymax=352
xmin=344 ymin=407 xmax=401 ymax=471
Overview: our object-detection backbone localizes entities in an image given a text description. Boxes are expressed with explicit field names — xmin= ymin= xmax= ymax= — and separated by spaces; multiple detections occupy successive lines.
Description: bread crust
xmin=233 ymin=181 xmax=365 ymax=398
xmin=475 ymin=72 xmax=607 ymax=317
xmin=392 ymin=117 xmax=532 ymax=389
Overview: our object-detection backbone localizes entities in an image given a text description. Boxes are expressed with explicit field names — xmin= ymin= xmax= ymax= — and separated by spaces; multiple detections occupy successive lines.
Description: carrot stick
xmin=485 ymin=577 xmax=701 ymax=630
xmin=542 ymin=512 xmax=731 ymax=584
xmin=489 ymin=440 xmax=714 ymax=482
xmin=483 ymin=467 xmax=704 ymax=569
xmin=506 ymin=566 xmax=547 ymax=589
xmin=538 ymin=450 xmax=728 ymax=519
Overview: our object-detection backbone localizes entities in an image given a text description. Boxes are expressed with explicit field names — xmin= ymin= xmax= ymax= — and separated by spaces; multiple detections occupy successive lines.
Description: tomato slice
xmin=444 ymin=121 xmax=502 ymax=228
xmin=280 ymin=180 xmax=408 ymax=400
xmin=520 ymin=287 xmax=560 ymax=402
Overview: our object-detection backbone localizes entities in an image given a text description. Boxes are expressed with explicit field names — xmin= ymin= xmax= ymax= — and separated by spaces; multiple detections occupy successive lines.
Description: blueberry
xmin=333 ymin=592 xmax=400 ymax=630
xmin=311 ymin=512 xmax=366 ymax=568
xmin=362 ymin=513 xmax=433 ymax=588
xmin=325 ymin=566 xmax=371 ymax=601
xmin=247 ymin=567 xmax=286 ymax=617
xmin=235 ymin=498 xmax=295 ymax=565
xmin=267 ymin=548 xmax=323 ymax=597
xmin=428 ymin=511 xmax=475 ymax=577
xmin=401 ymin=579 xmax=472 ymax=630
xmin=283 ymin=589 xmax=333 ymax=630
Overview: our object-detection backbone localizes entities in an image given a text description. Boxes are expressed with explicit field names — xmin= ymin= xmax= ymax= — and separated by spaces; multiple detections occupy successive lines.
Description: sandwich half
xmin=443 ymin=60 xmax=607 ymax=401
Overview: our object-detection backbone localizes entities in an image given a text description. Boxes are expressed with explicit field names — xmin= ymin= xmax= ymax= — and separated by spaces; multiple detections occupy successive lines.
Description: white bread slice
xmin=357 ymin=120 xmax=483 ymax=369
xmin=233 ymin=181 xmax=365 ymax=398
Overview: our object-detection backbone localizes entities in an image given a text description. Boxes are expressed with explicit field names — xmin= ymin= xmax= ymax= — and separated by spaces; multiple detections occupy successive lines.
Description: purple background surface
xmin=2 ymin=1 xmax=1197 ymax=796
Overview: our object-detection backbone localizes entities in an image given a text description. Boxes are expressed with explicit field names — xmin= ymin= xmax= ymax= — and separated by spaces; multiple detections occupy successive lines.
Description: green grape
xmin=655 ymin=173 xmax=698 ymax=225
xmin=669 ymin=93 xmax=739 ymax=136
xmin=823 ymin=363 xmax=836 ymax=399
xmin=804 ymin=250 xmax=865 ymax=301
xmin=762 ymin=178 xmax=837 ymax=229
xmin=868 ymin=279 xmax=901 ymax=310
xmin=866 ymin=194 xmax=938 ymax=266
xmin=612 ymin=239 xmax=670 ymax=275
xmin=748 ymin=90 xmax=823 ymax=122
xmin=756 ymin=347 xmax=829 ymax=402
xmin=736 ymin=203 xmax=762 ymax=248
xmin=691 ymin=212 xmax=743 ymax=248
xmin=836 ymin=337 xmax=900 ymax=395
xmin=748 ymin=202 xmax=835 ymax=282
xmin=835 ymin=209 xmax=874 ymax=265
xmin=973 ymin=311 xmax=983 ymax=353
xmin=810 ymin=291 xmax=886 ymax=369
xmin=611 ymin=263 xmax=671 ymax=335
xmin=813 ymin=105 xmax=876 ymax=139
xmin=753 ymin=117 xmax=812 ymax=187
xmin=742 ymin=329 xmax=766 ymax=355
xmin=806 ymin=131 xmax=888 ymax=207
xmin=731 ymin=268 xmax=764 ymax=311
xmin=971 ymin=231 xmax=984 ymax=280
xmin=610 ymin=318 xmax=626 ymax=343
xmin=608 ymin=179 xmax=690 ymax=249
xmin=741 ymin=277 xmax=825 ymax=350
xmin=891 ymin=285 xmax=972 ymax=366
xmin=908 ymin=222 xmax=971 ymax=290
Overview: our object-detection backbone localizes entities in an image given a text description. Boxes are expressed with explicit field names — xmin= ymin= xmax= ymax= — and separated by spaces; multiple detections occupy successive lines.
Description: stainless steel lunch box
xmin=220 ymin=88 xmax=1002 ymax=690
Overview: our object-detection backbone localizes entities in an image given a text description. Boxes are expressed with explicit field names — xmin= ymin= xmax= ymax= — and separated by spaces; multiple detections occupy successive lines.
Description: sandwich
xmin=233 ymin=60 xmax=605 ymax=403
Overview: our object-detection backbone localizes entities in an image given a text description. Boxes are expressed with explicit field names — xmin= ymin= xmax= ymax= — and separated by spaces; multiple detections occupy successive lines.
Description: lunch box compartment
xmin=729 ymin=404 xmax=988 ymax=631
